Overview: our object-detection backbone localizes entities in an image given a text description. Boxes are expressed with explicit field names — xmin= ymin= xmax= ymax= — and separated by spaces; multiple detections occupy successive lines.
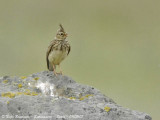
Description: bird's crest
xmin=59 ymin=24 xmax=65 ymax=32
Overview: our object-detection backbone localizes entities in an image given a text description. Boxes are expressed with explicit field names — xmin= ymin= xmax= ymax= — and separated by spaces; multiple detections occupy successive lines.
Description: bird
xmin=46 ymin=24 xmax=70 ymax=75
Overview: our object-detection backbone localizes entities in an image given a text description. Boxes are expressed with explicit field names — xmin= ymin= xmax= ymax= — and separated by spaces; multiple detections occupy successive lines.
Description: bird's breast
xmin=48 ymin=48 xmax=68 ymax=65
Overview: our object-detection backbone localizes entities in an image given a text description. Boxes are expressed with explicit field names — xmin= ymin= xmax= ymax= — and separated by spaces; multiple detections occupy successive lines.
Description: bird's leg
xmin=58 ymin=64 xmax=63 ymax=75
xmin=53 ymin=64 xmax=57 ymax=76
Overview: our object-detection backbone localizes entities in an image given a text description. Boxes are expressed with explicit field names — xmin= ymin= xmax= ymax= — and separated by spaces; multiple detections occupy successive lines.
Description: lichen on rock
xmin=0 ymin=71 xmax=152 ymax=120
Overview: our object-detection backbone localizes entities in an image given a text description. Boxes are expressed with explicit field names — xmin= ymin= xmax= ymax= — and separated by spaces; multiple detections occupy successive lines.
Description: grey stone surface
xmin=0 ymin=71 xmax=151 ymax=120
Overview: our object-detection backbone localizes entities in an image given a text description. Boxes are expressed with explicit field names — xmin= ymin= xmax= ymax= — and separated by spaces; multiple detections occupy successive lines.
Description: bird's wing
xmin=67 ymin=44 xmax=71 ymax=55
xmin=46 ymin=40 xmax=56 ymax=70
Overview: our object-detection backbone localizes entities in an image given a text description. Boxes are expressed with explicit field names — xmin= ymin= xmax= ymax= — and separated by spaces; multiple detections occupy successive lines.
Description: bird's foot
xmin=56 ymin=71 xmax=63 ymax=75
xmin=53 ymin=71 xmax=57 ymax=76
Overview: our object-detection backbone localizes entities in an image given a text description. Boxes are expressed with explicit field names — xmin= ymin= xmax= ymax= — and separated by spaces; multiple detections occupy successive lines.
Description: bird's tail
xmin=48 ymin=63 xmax=56 ymax=71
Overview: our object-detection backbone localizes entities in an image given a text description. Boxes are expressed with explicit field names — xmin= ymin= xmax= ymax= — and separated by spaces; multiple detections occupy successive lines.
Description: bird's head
xmin=56 ymin=24 xmax=68 ymax=40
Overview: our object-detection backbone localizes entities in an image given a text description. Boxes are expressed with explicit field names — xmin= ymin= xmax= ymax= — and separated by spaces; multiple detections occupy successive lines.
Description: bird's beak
xmin=65 ymin=33 xmax=68 ymax=37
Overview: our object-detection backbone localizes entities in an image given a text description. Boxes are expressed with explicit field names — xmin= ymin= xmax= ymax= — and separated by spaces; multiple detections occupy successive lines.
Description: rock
xmin=0 ymin=71 xmax=152 ymax=120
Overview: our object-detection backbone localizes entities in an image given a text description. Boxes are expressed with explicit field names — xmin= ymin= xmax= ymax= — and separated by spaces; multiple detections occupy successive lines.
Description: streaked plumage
xmin=46 ymin=24 xmax=70 ymax=74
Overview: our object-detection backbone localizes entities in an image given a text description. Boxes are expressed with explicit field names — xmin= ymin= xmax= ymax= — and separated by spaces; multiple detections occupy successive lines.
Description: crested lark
xmin=46 ymin=24 xmax=70 ymax=75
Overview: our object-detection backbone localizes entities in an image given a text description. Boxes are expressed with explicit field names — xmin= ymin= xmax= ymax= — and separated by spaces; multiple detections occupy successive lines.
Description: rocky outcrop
xmin=0 ymin=71 xmax=152 ymax=120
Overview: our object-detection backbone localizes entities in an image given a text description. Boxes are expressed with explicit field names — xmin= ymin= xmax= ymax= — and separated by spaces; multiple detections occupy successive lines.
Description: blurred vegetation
xmin=0 ymin=0 xmax=159 ymax=119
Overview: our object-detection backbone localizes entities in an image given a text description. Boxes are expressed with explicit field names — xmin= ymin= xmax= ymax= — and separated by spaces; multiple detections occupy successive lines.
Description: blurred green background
xmin=0 ymin=0 xmax=159 ymax=119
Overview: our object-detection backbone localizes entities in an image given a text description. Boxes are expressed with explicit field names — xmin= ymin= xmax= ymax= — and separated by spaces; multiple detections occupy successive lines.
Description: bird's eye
xmin=60 ymin=33 xmax=64 ymax=35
